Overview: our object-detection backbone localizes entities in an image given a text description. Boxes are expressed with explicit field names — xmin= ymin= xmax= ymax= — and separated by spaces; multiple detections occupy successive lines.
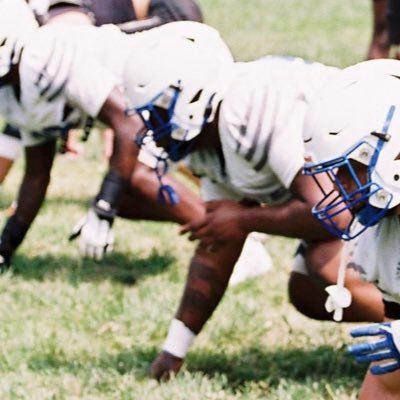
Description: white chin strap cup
xmin=324 ymin=243 xmax=353 ymax=322
xmin=325 ymin=285 xmax=352 ymax=322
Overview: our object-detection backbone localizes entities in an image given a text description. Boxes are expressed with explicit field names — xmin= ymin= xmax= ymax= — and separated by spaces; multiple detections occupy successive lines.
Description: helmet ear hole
xmin=189 ymin=89 xmax=203 ymax=104
xmin=204 ymin=106 xmax=212 ymax=120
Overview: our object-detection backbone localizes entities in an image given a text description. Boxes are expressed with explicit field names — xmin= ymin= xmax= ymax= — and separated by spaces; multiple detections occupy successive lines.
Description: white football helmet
xmin=303 ymin=68 xmax=400 ymax=239
xmin=0 ymin=0 xmax=39 ymax=78
xmin=123 ymin=21 xmax=234 ymax=162
xmin=341 ymin=58 xmax=400 ymax=80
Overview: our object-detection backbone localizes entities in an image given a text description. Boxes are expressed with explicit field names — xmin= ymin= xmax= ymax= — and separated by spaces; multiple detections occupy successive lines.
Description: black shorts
xmin=148 ymin=0 xmax=203 ymax=23
xmin=387 ymin=0 xmax=400 ymax=45
xmin=47 ymin=0 xmax=136 ymax=25
xmin=383 ymin=299 xmax=400 ymax=319
xmin=49 ymin=0 xmax=202 ymax=26
xmin=86 ymin=0 xmax=136 ymax=26
xmin=47 ymin=1 xmax=91 ymax=23
xmin=3 ymin=124 xmax=21 ymax=139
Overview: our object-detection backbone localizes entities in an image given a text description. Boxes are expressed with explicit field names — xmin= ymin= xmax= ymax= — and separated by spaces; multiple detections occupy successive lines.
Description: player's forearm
xmin=152 ymin=221 xmax=247 ymax=374
xmin=99 ymin=86 xmax=141 ymax=182
xmin=92 ymin=124 xmax=136 ymax=221
xmin=94 ymin=123 xmax=139 ymax=219
xmin=108 ymin=123 xmax=139 ymax=181
xmin=239 ymin=200 xmax=333 ymax=240
xmin=175 ymin=244 xmax=243 ymax=333
xmin=175 ymin=259 xmax=229 ymax=334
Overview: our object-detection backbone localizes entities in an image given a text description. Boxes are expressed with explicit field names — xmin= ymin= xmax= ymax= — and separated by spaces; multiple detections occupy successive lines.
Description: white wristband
xmin=162 ymin=318 xmax=196 ymax=358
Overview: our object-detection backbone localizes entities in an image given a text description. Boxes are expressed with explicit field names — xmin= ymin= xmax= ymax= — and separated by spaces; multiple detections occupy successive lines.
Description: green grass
xmin=201 ymin=0 xmax=371 ymax=66
xmin=0 ymin=1 xmax=375 ymax=399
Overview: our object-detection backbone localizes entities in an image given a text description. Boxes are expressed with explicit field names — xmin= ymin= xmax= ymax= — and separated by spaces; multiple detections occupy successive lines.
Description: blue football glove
xmin=347 ymin=320 xmax=400 ymax=375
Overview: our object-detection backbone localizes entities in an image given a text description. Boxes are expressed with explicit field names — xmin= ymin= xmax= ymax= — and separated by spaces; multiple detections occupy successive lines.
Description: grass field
xmin=0 ymin=1 xmax=375 ymax=399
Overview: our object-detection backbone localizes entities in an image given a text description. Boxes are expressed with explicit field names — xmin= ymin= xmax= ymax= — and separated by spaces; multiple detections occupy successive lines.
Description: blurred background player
xmin=367 ymin=0 xmax=400 ymax=59
xmin=122 ymin=50 xmax=385 ymax=379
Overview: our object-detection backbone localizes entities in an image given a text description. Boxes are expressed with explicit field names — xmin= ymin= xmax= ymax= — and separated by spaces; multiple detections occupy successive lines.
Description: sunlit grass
xmin=0 ymin=153 xmax=367 ymax=399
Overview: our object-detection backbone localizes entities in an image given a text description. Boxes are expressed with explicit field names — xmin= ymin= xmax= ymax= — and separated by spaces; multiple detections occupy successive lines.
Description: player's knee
xmin=288 ymin=272 xmax=330 ymax=321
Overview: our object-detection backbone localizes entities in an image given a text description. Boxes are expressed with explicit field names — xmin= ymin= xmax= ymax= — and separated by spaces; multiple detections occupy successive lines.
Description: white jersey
xmin=349 ymin=215 xmax=400 ymax=304
xmin=188 ymin=56 xmax=339 ymax=203
xmin=0 ymin=22 xmax=134 ymax=146
xmin=0 ymin=21 xmax=213 ymax=147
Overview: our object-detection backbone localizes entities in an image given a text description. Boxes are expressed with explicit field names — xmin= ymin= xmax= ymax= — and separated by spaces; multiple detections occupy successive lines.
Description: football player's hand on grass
xmin=150 ymin=350 xmax=184 ymax=381
xmin=69 ymin=201 xmax=114 ymax=261
xmin=0 ymin=251 xmax=10 ymax=273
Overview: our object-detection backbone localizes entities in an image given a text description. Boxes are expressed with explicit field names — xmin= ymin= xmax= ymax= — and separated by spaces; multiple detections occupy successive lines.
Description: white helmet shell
xmin=304 ymin=69 xmax=400 ymax=209
xmin=341 ymin=58 xmax=400 ymax=80
xmin=0 ymin=0 xmax=39 ymax=78
xmin=123 ymin=21 xmax=234 ymax=142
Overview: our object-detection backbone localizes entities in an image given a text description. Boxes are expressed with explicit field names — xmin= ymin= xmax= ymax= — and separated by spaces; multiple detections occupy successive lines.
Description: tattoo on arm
xmin=176 ymin=259 xmax=233 ymax=333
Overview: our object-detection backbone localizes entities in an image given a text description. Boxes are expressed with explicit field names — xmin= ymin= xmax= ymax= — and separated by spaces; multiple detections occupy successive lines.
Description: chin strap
xmin=154 ymin=156 xmax=179 ymax=206
xmin=324 ymin=243 xmax=353 ymax=321
xmin=133 ymin=125 xmax=180 ymax=206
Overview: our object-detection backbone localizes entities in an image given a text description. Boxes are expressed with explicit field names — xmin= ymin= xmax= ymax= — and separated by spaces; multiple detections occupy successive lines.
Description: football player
xmin=303 ymin=59 xmax=400 ymax=400
xmin=0 ymin=0 xmax=230 ymax=266
xmin=122 ymin=49 xmax=385 ymax=379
